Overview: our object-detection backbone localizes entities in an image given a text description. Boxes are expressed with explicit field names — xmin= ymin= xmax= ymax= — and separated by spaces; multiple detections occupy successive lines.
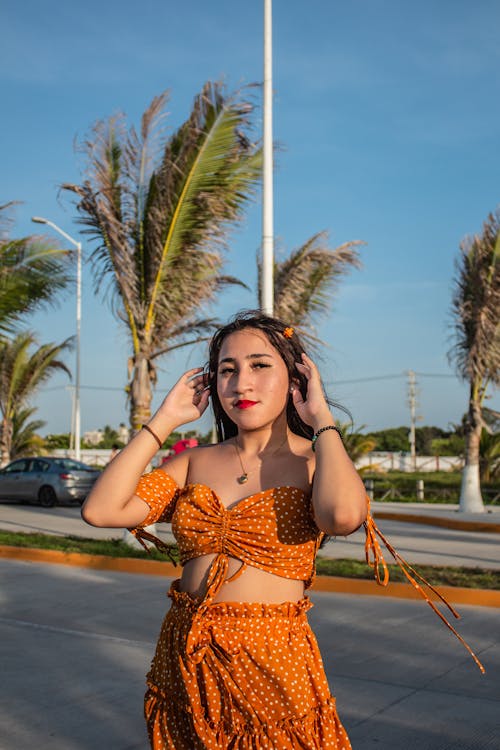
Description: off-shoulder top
xmin=130 ymin=469 xmax=323 ymax=613
xmin=130 ymin=468 xmax=485 ymax=673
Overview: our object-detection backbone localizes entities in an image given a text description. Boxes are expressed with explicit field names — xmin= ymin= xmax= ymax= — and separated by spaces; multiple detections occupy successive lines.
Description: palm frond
xmin=144 ymin=82 xmax=260 ymax=338
xmin=150 ymin=317 xmax=220 ymax=360
xmin=258 ymin=232 xmax=364 ymax=350
xmin=0 ymin=205 xmax=72 ymax=336
xmin=11 ymin=406 xmax=46 ymax=459
xmin=0 ymin=332 xmax=73 ymax=419
xmin=125 ymin=91 xmax=170 ymax=302
xmin=448 ymin=208 xmax=500 ymax=387
xmin=62 ymin=115 xmax=130 ymax=294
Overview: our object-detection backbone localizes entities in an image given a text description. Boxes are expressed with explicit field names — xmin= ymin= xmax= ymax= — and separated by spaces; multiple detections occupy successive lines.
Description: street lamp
xmin=31 ymin=217 xmax=82 ymax=461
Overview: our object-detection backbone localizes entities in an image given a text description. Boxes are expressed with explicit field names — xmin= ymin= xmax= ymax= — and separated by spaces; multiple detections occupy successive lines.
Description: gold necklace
xmin=233 ymin=434 xmax=289 ymax=484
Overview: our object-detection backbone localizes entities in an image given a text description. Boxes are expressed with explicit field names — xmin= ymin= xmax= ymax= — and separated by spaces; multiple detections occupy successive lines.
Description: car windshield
xmin=52 ymin=459 xmax=94 ymax=471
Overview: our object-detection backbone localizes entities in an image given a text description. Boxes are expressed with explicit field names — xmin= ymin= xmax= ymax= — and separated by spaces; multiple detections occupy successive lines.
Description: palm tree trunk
xmin=125 ymin=351 xmax=158 ymax=548
xmin=129 ymin=352 xmax=154 ymax=435
xmin=459 ymin=388 xmax=485 ymax=513
xmin=0 ymin=417 xmax=12 ymax=467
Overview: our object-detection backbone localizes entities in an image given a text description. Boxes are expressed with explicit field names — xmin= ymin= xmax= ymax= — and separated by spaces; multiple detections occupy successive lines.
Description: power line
xmin=41 ymin=385 xmax=126 ymax=393
xmin=40 ymin=372 xmax=459 ymax=394
xmin=332 ymin=373 xmax=457 ymax=385
xmin=331 ymin=374 xmax=403 ymax=385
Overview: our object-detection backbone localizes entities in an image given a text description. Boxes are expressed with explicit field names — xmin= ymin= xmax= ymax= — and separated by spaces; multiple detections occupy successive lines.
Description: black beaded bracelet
xmin=311 ymin=425 xmax=343 ymax=452
xmin=142 ymin=424 xmax=163 ymax=450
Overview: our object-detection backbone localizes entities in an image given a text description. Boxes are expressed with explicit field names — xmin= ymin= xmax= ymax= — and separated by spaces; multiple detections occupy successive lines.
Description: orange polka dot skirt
xmin=144 ymin=580 xmax=352 ymax=749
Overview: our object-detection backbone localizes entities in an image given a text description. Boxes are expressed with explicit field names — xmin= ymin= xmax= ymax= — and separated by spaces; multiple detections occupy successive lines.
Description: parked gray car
xmin=0 ymin=457 xmax=101 ymax=507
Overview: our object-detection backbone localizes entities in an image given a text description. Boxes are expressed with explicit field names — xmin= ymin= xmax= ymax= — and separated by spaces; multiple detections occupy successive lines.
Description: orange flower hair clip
xmin=283 ymin=327 xmax=294 ymax=339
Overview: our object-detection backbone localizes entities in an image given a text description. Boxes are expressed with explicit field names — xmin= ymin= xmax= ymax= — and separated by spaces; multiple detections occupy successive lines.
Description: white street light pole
xmin=261 ymin=0 xmax=274 ymax=315
xmin=32 ymin=217 xmax=82 ymax=461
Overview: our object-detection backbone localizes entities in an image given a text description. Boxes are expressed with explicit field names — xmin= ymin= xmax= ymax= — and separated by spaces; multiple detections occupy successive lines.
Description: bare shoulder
xmin=156 ymin=450 xmax=190 ymax=488
xmin=158 ymin=443 xmax=228 ymax=487
xmin=186 ymin=441 xmax=236 ymax=482
xmin=187 ymin=442 xmax=230 ymax=473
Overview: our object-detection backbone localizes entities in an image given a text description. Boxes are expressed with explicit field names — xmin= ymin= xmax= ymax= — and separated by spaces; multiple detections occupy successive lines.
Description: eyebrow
xmin=218 ymin=353 xmax=273 ymax=364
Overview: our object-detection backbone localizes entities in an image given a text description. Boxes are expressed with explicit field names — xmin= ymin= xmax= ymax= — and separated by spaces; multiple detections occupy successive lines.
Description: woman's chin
xmin=230 ymin=410 xmax=287 ymax=431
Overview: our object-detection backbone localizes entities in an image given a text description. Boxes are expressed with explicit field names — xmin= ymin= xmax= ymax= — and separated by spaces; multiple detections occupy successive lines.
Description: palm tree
xmin=11 ymin=406 xmax=46 ymax=459
xmin=62 ymin=82 xmax=261 ymax=432
xmin=448 ymin=209 xmax=500 ymax=512
xmin=258 ymin=232 xmax=364 ymax=351
xmin=479 ymin=429 xmax=500 ymax=483
xmin=0 ymin=332 xmax=73 ymax=465
xmin=337 ymin=421 xmax=377 ymax=474
xmin=0 ymin=203 xmax=71 ymax=338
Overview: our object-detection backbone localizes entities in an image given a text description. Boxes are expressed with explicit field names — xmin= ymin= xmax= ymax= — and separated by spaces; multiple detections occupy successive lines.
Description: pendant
xmin=237 ymin=474 xmax=248 ymax=484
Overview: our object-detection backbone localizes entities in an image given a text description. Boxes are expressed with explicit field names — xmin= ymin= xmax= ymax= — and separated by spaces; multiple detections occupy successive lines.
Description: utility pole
xmin=407 ymin=370 xmax=418 ymax=471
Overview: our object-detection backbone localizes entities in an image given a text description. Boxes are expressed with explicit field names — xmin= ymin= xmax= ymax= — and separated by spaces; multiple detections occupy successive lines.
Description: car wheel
xmin=38 ymin=485 xmax=57 ymax=508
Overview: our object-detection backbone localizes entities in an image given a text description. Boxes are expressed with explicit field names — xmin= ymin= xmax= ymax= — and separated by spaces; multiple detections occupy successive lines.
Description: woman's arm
xmin=309 ymin=423 xmax=367 ymax=535
xmin=293 ymin=354 xmax=367 ymax=536
xmin=81 ymin=367 xmax=210 ymax=529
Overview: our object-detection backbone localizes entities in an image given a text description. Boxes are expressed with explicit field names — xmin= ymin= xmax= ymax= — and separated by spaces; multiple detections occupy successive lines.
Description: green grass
xmin=1 ymin=529 xmax=498 ymax=590
xmin=0 ymin=530 xmax=180 ymax=563
xmin=315 ymin=556 xmax=500 ymax=590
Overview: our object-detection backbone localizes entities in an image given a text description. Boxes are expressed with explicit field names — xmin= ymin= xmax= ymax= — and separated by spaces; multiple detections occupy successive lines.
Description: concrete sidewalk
xmin=0 ymin=558 xmax=498 ymax=750
xmin=372 ymin=500 xmax=500 ymax=532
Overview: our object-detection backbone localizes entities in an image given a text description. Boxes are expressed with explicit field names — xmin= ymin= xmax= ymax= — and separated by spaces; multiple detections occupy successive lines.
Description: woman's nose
xmin=232 ymin=367 xmax=253 ymax=393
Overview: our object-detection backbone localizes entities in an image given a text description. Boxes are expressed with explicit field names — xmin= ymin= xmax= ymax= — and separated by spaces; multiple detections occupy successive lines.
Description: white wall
xmin=356 ymin=452 xmax=463 ymax=472
xmin=52 ymin=448 xmax=463 ymax=473
xmin=52 ymin=448 xmax=169 ymax=468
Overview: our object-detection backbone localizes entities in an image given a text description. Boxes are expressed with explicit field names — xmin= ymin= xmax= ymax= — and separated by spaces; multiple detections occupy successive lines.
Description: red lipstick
xmin=235 ymin=400 xmax=258 ymax=409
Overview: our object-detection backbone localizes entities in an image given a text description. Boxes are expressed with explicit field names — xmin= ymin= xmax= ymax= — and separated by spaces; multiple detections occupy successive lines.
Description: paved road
xmin=2 ymin=501 xmax=500 ymax=570
xmin=0 ymin=557 xmax=498 ymax=750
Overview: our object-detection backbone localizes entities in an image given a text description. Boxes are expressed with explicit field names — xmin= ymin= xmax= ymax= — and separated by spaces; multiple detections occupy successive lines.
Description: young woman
xmin=81 ymin=310 xmax=482 ymax=749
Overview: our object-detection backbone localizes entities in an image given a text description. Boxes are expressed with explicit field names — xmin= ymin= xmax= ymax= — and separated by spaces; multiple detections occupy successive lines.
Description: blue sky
xmin=1 ymin=0 xmax=499 ymax=436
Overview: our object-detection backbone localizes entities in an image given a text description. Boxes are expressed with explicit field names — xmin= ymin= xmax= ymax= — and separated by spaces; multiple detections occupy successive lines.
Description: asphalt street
xmin=0 ymin=558 xmax=498 ymax=750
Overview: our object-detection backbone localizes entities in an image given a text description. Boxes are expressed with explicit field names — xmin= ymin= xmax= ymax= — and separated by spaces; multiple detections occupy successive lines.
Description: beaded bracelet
xmin=311 ymin=425 xmax=343 ymax=452
xmin=142 ymin=424 xmax=163 ymax=450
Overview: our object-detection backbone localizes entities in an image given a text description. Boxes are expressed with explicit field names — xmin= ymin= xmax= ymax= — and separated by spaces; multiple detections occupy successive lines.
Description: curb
xmin=374 ymin=511 xmax=500 ymax=533
xmin=0 ymin=544 xmax=178 ymax=578
xmin=1 ymin=544 xmax=499 ymax=608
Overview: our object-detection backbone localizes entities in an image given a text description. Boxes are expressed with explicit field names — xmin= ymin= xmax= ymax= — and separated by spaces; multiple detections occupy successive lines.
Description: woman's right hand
xmin=81 ymin=367 xmax=210 ymax=530
xmin=154 ymin=367 xmax=210 ymax=430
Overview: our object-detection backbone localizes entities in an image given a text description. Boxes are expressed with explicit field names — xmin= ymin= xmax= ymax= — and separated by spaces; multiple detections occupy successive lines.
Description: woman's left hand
xmin=291 ymin=353 xmax=334 ymax=431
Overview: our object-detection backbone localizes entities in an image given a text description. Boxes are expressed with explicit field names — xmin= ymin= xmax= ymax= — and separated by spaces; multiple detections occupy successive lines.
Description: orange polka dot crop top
xmin=130 ymin=468 xmax=323 ymax=608
xmin=129 ymin=467 xmax=485 ymax=674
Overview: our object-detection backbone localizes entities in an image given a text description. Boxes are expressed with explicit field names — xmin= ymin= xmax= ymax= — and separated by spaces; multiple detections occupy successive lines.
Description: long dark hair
xmin=206 ymin=310 xmax=337 ymax=442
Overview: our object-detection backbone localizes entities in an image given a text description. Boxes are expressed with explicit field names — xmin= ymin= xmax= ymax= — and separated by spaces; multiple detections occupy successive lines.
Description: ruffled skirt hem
xmin=146 ymin=688 xmax=351 ymax=750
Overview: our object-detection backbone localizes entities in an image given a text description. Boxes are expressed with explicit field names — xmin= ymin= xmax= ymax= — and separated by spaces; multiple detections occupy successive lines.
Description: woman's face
xmin=216 ymin=328 xmax=291 ymax=430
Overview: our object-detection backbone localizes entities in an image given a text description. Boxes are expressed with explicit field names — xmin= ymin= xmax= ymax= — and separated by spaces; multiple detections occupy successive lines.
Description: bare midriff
xmin=180 ymin=554 xmax=306 ymax=603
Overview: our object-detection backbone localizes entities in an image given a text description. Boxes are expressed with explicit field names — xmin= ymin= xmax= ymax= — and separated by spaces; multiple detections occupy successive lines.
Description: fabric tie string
xmin=364 ymin=498 xmax=485 ymax=674
xmin=129 ymin=527 xmax=178 ymax=565
xmin=186 ymin=553 xmax=248 ymax=662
